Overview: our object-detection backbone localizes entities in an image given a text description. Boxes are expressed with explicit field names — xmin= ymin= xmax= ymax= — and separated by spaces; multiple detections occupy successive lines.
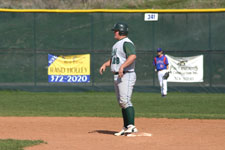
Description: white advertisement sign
xmin=166 ymin=55 xmax=204 ymax=82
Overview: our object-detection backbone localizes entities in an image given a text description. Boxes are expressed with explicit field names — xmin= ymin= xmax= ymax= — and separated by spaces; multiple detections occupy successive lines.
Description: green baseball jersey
xmin=111 ymin=37 xmax=136 ymax=72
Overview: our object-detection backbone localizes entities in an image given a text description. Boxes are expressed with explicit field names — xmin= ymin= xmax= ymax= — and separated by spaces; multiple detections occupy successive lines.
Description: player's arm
xmin=120 ymin=55 xmax=136 ymax=70
xmin=99 ymin=59 xmax=111 ymax=75
xmin=119 ymin=42 xmax=136 ymax=77
xmin=153 ymin=58 xmax=157 ymax=72
xmin=165 ymin=56 xmax=169 ymax=70
xmin=119 ymin=55 xmax=136 ymax=77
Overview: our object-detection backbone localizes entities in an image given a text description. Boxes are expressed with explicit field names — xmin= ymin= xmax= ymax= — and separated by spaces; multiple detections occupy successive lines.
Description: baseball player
xmin=99 ymin=23 xmax=138 ymax=136
xmin=153 ymin=48 xmax=169 ymax=97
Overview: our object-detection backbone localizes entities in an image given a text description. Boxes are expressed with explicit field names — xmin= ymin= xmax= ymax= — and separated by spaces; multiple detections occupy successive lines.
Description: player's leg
xmin=126 ymin=72 xmax=136 ymax=126
xmin=114 ymin=78 xmax=128 ymax=127
xmin=114 ymin=76 xmax=128 ymax=136
xmin=117 ymin=73 xmax=132 ymax=108
xmin=122 ymin=108 xmax=128 ymax=128
xmin=158 ymin=71 xmax=163 ymax=95
xmin=118 ymin=72 xmax=137 ymax=134
xmin=162 ymin=70 xmax=168 ymax=96
xmin=114 ymin=78 xmax=120 ymax=103
xmin=162 ymin=79 xmax=167 ymax=95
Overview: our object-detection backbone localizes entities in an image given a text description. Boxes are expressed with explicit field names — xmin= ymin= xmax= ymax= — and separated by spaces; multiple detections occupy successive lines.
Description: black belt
xmin=114 ymin=71 xmax=134 ymax=75
xmin=157 ymin=69 xmax=165 ymax=72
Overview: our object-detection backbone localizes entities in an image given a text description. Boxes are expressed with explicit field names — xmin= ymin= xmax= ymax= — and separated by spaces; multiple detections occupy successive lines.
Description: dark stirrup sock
xmin=125 ymin=106 xmax=135 ymax=125
xmin=122 ymin=108 xmax=128 ymax=128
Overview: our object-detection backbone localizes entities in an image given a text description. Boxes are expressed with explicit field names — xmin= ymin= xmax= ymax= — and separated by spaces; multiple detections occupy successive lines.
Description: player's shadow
xmin=88 ymin=130 xmax=117 ymax=135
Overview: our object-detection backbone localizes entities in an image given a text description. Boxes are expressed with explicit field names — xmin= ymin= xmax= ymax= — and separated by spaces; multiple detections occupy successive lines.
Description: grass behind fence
xmin=1 ymin=0 xmax=225 ymax=9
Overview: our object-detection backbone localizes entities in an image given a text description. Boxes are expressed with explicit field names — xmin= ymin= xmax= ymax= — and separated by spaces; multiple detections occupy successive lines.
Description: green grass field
xmin=0 ymin=139 xmax=45 ymax=150
xmin=0 ymin=91 xmax=225 ymax=119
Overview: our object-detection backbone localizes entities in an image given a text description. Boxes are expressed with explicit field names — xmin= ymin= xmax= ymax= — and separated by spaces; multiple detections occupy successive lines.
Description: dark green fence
xmin=0 ymin=11 xmax=224 ymax=92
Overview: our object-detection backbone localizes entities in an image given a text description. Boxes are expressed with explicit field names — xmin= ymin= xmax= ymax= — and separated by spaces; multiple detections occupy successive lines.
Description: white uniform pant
xmin=114 ymin=72 xmax=136 ymax=109
xmin=157 ymin=70 xmax=168 ymax=95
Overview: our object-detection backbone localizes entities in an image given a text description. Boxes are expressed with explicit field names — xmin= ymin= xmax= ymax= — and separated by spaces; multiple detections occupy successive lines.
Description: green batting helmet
xmin=111 ymin=23 xmax=128 ymax=36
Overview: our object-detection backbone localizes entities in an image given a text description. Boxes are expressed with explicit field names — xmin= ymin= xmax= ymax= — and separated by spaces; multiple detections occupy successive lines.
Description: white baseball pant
xmin=157 ymin=70 xmax=168 ymax=95
xmin=114 ymin=72 xmax=136 ymax=109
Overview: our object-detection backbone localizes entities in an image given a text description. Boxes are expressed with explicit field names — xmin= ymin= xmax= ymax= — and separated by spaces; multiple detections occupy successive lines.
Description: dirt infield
xmin=0 ymin=117 xmax=225 ymax=150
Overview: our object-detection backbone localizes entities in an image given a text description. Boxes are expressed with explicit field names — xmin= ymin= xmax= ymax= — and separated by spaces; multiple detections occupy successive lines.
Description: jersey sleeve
xmin=123 ymin=42 xmax=136 ymax=57
xmin=164 ymin=56 xmax=169 ymax=65
xmin=153 ymin=57 xmax=156 ymax=66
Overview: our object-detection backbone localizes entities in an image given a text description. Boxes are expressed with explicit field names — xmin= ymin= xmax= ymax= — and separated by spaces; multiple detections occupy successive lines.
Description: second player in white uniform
xmin=99 ymin=23 xmax=138 ymax=136
xmin=153 ymin=48 xmax=169 ymax=97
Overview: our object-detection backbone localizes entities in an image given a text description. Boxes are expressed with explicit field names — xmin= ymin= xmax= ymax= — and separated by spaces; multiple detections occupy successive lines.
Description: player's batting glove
xmin=163 ymin=72 xmax=170 ymax=79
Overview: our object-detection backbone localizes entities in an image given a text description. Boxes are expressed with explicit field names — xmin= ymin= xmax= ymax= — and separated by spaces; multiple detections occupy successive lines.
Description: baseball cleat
xmin=124 ymin=125 xmax=138 ymax=134
xmin=114 ymin=127 xmax=127 ymax=136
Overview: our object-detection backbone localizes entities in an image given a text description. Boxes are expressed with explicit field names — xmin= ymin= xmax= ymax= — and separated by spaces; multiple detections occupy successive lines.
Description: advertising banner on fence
xmin=166 ymin=55 xmax=203 ymax=82
xmin=48 ymin=54 xmax=90 ymax=83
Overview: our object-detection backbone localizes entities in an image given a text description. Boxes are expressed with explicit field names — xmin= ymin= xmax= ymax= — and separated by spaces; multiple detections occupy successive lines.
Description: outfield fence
xmin=0 ymin=9 xmax=225 ymax=92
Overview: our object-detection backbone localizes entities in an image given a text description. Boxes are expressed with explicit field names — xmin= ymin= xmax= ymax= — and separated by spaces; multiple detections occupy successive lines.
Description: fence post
xmin=208 ymin=13 xmax=212 ymax=87
xmin=90 ymin=14 xmax=95 ymax=88
xmin=33 ymin=13 xmax=37 ymax=87
xmin=152 ymin=22 xmax=156 ymax=87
